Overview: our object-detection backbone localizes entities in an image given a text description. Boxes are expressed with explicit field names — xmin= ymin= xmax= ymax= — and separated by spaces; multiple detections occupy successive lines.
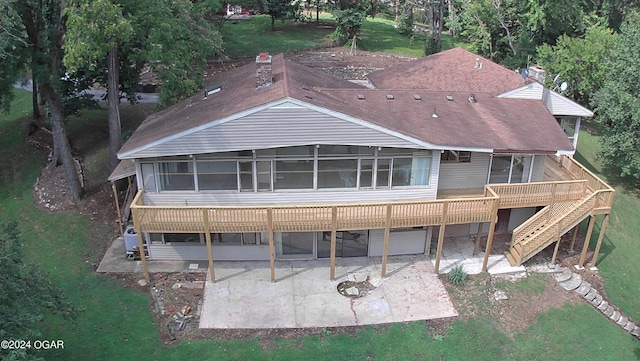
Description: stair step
xmin=617 ymin=315 xmax=629 ymax=326
xmin=553 ymin=269 xmax=573 ymax=283
xmin=504 ymin=251 xmax=519 ymax=267
xmin=558 ymin=274 xmax=582 ymax=291
xmin=623 ymin=321 xmax=636 ymax=332
xmin=589 ymin=293 xmax=603 ymax=306
xmin=575 ymin=282 xmax=592 ymax=296
xmin=583 ymin=288 xmax=598 ymax=302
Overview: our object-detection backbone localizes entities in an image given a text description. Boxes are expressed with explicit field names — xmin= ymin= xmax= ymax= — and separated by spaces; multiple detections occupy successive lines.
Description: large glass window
xmin=359 ymin=159 xmax=373 ymax=188
xmin=141 ymin=163 xmax=156 ymax=191
xmin=150 ymin=146 xmax=434 ymax=193
xmin=274 ymin=160 xmax=314 ymax=189
xmin=489 ymin=155 xmax=512 ymax=183
xmin=158 ymin=161 xmax=194 ymax=190
xmin=317 ymin=159 xmax=358 ymax=188
xmin=197 ymin=161 xmax=237 ymax=190
xmin=377 ymin=158 xmax=391 ymax=188
xmin=239 ymin=161 xmax=254 ymax=191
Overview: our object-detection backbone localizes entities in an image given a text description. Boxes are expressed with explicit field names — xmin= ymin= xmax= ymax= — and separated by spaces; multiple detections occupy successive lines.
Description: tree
xmin=12 ymin=0 xmax=84 ymax=201
xmin=536 ymin=24 xmax=616 ymax=105
xmin=0 ymin=222 xmax=75 ymax=361
xmin=328 ymin=0 xmax=376 ymax=45
xmin=263 ymin=0 xmax=301 ymax=30
xmin=65 ymin=0 xmax=133 ymax=170
xmin=591 ymin=13 xmax=640 ymax=181
xmin=0 ymin=0 xmax=27 ymax=113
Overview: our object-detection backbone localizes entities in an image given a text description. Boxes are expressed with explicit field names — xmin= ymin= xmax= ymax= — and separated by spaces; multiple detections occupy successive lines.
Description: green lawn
xmin=219 ymin=14 xmax=467 ymax=58
xmin=2 ymin=20 xmax=640 ymax=359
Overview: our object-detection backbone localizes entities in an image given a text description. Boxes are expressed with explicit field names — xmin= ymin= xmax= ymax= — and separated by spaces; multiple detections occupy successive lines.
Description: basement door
xmin=317 ymin=231 xmax=369 ymax=258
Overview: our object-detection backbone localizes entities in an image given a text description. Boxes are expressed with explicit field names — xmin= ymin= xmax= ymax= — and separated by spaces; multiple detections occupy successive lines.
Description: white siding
xmin=498 ymin=83 xmax=593 ymax=117
xmin=132 ymin=105 xmax=423 ymax=158
xmin=369 ymin=229 xmax=427 ymax=256
xmin=437 ymin=152 xmax=491 ymax=190
xmin=531 ymin=155 xmax=546 ymax=182
xmin=149 ymin=244 xmax=270 ymax=261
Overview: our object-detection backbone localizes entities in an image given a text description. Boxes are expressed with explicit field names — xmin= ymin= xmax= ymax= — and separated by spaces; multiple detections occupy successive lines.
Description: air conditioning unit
xmin=124 ymin=226 xmax=144 ymax=255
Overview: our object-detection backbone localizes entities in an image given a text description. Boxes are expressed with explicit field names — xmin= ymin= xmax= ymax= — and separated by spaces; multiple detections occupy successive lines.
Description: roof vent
xmin=413 ymin=94 xmax=422 ymax=100
xmin=474 ymin=58 xmax=482 ymax=70
xmin=357 ymin=94 xmax=365 ymax=100
xmin=386 ymin=94 xmax=394 ymax=100
xmin=432 ymin=107 xmax=438 ymax=118
xmin=305 ymin=94 xmax=313 ymax=99
xmin=446 ymin=95 xmax=454 ymax=101
xmin=468 ymin=94 xmax=477 ymax=103
xmin=302 ymin=86 xmax=310 ymax=91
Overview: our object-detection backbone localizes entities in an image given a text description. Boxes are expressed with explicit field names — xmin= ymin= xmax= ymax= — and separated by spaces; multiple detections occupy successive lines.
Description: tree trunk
xmin=448 ymin=0 xmax=455 ymax=36
xmin=40 ymin=84 xmax=83 ymax=202
xmin=316 ymin=0 xmax=319 ymax=23
xmin=31 ymin=77 xmax=41 ymax=119
xmin=428 ymin=0 xmax=435 ymax=33
xmin=107 ymin=47 xmax=122 ymax=171
xmin=438 ymin=0 xmax=444 ymax=47
xmin=271 ymin=16 xmax=275 ymax=30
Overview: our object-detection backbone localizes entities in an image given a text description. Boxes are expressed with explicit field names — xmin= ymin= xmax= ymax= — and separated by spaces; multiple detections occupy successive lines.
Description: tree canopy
xmin=591 ymin=13 xmax=640 ymax=181
xmin=0 ymin=222 xmax=75 ymax=361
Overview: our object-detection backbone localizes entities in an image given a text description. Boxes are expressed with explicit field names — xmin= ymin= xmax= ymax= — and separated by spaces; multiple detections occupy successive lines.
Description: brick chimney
xmin=528 ymin=65 xmax=546 ymax=85
xmin=256 ymin=52 xmax=273 ymax=89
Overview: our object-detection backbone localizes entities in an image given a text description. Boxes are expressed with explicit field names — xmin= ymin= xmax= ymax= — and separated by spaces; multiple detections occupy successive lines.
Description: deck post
xmin=481 ymin=200 xmax=499 ymax=272
xmin=203 ymin=209 xmax=215 ymax=283
xmin=330 ymin=206 xmax=337 ymax=280
xmin=473 ymin=223 xmax=483 ymax=255
xmin=268 ymin=208 xmax=275 ymax=282
xmin=111 ymin=182 xmax=124 ymax=236
xmin=434 ymin=202 xmax=449 ymax=273
xmin=578 ymin=215 xmax=596 ymax=267
xmin=569 ymin=224 xmax=579 ymax=251
xmin=588 ymin=213 xmax=609 ymax=268
xmin=381 ymin=204 xmax=392 ymax=277
xmin=131 ymin=208 xmax=149 ymax=281
xmin=551 ymin=238 xmax=561 ymax=264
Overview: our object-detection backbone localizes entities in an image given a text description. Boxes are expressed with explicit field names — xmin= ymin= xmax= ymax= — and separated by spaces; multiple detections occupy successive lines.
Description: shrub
xmin=447 ymin=265 xmax=467 ymax=286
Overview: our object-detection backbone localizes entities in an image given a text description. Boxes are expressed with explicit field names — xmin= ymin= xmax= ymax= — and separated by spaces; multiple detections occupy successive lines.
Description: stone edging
xmin=534 ymin=265 xmax=640 ymax=339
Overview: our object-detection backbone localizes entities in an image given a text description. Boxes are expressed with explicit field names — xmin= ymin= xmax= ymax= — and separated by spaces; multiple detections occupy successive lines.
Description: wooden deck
xmin=131 ymin=156 xmax=613 ymax=235
xmin=129 ymin=155 xmax=615 ymax=281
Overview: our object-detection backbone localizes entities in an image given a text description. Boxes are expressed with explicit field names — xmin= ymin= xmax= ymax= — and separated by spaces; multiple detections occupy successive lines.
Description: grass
xmin=218 ymin=14 xmax=468 ymax=58
xmin=219 ymin=15 xmax=335 ymax=58
xmin=574 ymin=125 xmax=640 ymax=322
xmin=2 ymin=20 xmax=640 ymax=359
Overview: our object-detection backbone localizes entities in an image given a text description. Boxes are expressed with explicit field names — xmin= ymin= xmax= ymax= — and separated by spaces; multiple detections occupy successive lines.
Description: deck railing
xmin=131 ymin=191 xmax=500 ymax=234
xmin=130 ymin=156 xmax=614 ymax=237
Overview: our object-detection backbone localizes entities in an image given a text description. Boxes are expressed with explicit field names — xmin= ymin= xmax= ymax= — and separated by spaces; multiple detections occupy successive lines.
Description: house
xmin=109 ymin=48 xmax=613 ymax=282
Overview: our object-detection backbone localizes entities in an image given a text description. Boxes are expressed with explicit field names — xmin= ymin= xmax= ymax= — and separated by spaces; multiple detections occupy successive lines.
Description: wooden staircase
xmin=505 ymin=192 xmax=597 ymax=266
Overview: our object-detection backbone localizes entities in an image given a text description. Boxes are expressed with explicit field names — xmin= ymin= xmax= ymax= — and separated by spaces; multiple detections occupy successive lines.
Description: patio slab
xmin=434 ymin=236 xmax=526 ymax=276
xmin=199 ymin=256 xmax=458 ymax=329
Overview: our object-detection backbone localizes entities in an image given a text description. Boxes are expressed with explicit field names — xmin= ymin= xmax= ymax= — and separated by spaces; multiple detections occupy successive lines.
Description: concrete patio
xmin=97 ymin=236 xmax=525 ymax=329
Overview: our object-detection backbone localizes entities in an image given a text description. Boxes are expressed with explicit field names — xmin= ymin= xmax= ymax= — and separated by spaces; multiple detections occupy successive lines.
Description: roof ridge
xmin=280 ymin=54 xmax=292 ymax=97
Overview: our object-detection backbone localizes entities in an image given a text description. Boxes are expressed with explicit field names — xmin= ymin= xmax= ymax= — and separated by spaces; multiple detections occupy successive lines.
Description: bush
xmin=447 ymin=265 xmax=467 ymax=286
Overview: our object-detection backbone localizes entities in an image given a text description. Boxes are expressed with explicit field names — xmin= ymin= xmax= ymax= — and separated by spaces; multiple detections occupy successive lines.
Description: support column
xmin=434 ymin=202 xmax=449 ymax=273
xmin=268 ymin=208 xmax=275 ymax=282
xmin=111 ymin=182 xmax=124 ymax=237
xmin=330 ymin=206 xmax=337 ymax=280
xmin=203 ymin=209 xmax=215 ymax=283
xmin=381 ymin=204 xmax=392 ymax=277
xmin=482 ymin=200 xmax=499 ymax=272
xmin=569 ymin=224 xmax=579 ymax=252
xmin=131 ymin=208 xmax=149 ymax=281
xmin=473 ymin=223 xmax=483 ymax=255
xmin=578 ymin=215 xmax=596 ymax=267
xmin=551 ymin=238 xmax=561 ymax=264
xmin=589 ymin=213 xmax=610 ymax=268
